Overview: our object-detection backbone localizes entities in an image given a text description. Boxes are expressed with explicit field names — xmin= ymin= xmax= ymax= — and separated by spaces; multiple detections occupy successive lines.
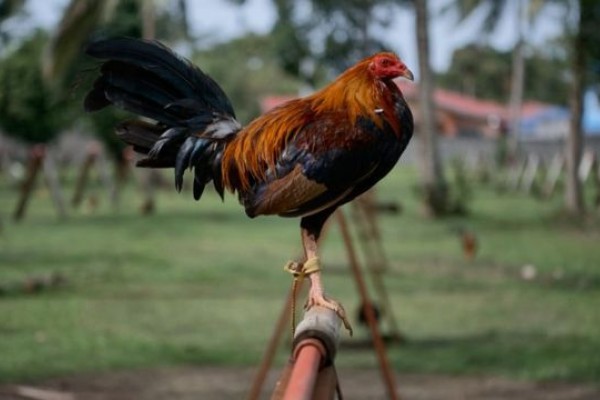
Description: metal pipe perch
xmin=271 ymin=306 xmax=342 ymax=400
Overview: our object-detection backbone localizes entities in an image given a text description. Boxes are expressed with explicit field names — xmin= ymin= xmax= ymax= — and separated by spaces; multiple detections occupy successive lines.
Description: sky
xmin=16 ymin=0 xmax=567 ymax=74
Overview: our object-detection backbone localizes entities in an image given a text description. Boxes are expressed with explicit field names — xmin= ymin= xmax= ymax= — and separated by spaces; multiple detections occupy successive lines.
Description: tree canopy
xmin=0 ymin=31 xmax=71 ymax=144
xmin=269 ymin=0 xmax=406 ymax=84
xmin=193 ymin=34 xmax=304 ymax=124
xmin=437 ymin=44 xmax=569 ymax=105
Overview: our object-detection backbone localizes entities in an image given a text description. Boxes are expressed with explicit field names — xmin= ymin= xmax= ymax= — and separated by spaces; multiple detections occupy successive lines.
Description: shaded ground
xmin=1 ymin=367 xmax=599 ymax=400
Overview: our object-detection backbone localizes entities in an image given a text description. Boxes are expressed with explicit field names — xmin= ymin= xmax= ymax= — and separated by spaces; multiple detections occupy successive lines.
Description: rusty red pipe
xmin=270 ymin=307 xmax=341 ymax=400
xmin=282 ymin=339 xmax=326 ymax=400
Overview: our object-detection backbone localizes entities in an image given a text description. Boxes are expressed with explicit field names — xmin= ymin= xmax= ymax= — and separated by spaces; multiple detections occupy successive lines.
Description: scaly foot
xmin=305 ymin=290 xmax=353 ymax=336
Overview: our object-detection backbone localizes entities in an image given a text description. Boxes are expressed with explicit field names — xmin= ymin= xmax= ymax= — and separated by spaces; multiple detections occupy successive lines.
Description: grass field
xmin=0 ymin=166 xmax=599 ymax=384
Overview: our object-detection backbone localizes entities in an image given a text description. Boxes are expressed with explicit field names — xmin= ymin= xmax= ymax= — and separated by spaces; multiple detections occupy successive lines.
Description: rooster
xmin=84 ymin=38 xmax=414 ymax=333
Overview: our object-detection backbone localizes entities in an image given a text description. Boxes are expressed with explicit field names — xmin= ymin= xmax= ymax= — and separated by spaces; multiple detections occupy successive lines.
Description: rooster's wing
xmin=243 ymin=112 xmax=407 ymax=218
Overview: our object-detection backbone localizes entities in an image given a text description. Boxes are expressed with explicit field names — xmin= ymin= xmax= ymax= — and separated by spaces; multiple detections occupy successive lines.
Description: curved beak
xmin=402 ymin=68 xmax=414 ymax=81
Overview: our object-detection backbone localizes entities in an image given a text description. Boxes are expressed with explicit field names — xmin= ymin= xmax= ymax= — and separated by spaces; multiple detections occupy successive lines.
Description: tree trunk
xmin=139 ymin=0 xmax=157 ymax=215
xmin=141 ymin=0 xmax=156 ymax=41
xmin=177 ymin=0 xmax=189 ymax=40
xmin=506 ymin=0 xmax=528 ymax=164
xmin=565 ymin=1 xmax=586 ymax=216
xmin=507 ymin=39 xmax=525 ymax=163
xmin=415 ymin=0 xmax=447 ymax=216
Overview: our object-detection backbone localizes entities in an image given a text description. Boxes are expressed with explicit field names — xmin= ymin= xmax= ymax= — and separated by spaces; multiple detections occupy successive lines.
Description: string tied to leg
xmin=283 ymin=257 xmax=320 ymax=337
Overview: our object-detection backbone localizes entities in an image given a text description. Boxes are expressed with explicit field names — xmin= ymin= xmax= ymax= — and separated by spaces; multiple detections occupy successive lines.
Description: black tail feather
xmin=85 ymin=38 xmax=236 ymax=119
xmin=85 ymin=37 xmax=240 ymax=201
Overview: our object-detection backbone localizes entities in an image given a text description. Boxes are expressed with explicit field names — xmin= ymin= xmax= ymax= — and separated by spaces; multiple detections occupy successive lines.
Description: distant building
xmin=583 ymin=89 xmax=600 ymax=136
xmin=396 ymin=82 xmax=561 ymax=140
xmin=519 ymin=106 xmax=570 ymax=139
xmin=519 ymin=89 xmax=600 ymax=139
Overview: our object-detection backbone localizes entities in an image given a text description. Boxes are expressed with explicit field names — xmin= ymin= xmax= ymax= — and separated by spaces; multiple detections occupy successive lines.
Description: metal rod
xmin=248 ymin=286 xmax=294 ymax=400
xmin=336 ymin=209 xmax=401 ymax=400
xmin=353 ymin=197 xmax=403 ymax=341
xmin=282 ymin=341 xmax=323 ymax=400
xmin=271 ymin=306 xmax=341 ymax=400
xmin=270 ymin=360 xmax=294 ymax=400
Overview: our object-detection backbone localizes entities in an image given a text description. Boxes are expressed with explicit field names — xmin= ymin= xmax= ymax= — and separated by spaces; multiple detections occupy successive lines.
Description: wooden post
xmin=71 ymin=143 xmax=100 ymax=209
xmin=42 ymin=147 xmax=67 ymax=220
xmin=578 ymin=150 xmax=595 ymax=183
xmin=521 ymin=154 xmax=540 ymax=194
xmin=543 ymin=153 xmax=565 ymax=198
xmin=13 ymin=146 xmax=45 ymax=221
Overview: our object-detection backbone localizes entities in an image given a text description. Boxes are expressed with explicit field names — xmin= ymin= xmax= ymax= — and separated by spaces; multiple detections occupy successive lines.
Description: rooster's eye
xmin=381 ymin=59 xmax=390 ymax=67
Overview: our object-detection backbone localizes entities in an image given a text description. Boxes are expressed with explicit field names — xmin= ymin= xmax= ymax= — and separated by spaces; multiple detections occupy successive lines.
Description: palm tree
xmin=42 ymin=0 xmax=190 ymax=213
xmin=42 ymin=0 xmax=117 ymax=85
xmin=0 ymin=0 xmax=25 ymax=46
xmin=0 ymin=32 xmax=70 ymax=220
xmin=415 ymin=0 xmax=448 ymax=215
xmin=43 ymin=0 xmax=189 ymax=84
xmin=449 ymin=0 xmax=548 ymax=163
xmin=452 ymin=0 xmax=596 ymax=216
xmin=0 ymin=0 xmax=24 ymax=22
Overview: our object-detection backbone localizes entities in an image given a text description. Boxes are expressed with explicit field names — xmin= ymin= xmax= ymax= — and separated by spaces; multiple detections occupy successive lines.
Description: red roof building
xmin=396 ymin=81 xmax=551 ymax=138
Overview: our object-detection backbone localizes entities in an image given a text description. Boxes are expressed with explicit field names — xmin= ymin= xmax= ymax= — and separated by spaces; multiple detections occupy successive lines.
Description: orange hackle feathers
xmin=221 ymin=52 xmax=404 ymax=193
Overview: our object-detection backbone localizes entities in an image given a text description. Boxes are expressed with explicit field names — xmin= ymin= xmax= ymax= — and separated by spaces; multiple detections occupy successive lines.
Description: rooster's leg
xmin=300 ymin=214 xmax=353 ymax=335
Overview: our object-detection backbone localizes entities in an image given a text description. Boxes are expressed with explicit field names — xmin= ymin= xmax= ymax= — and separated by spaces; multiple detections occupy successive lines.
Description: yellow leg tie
xmin=284 ymin=257 xmax=320 ymax=336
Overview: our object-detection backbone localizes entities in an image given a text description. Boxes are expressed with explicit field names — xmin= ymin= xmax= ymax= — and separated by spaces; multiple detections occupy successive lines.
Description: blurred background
xmin=0 ymin=0 xmax=599 ymax=399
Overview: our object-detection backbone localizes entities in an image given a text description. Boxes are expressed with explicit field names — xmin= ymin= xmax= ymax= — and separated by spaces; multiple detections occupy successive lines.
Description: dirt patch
xmin=1 ymin=367 xmax=598 ymax=400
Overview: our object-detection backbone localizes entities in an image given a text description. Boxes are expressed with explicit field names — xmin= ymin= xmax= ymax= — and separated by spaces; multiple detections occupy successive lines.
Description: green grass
xmin=0 ymin=167 xmax=599 ymax=384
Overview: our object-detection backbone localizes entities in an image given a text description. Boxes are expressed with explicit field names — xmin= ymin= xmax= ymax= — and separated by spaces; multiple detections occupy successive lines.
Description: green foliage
xmin=71 ymin=0 xmax=190 ymax=157
xmin=269 ymin=0 xmax=311 ymax=81
xmin=525 ymin=45 xmax=570 ymax=104
xmin=447 ymin=158 xmax=473 ymax=215
xmin=42 ymin=0 xmax=111 ymax=87
xmin=448 ymin=0 xmax=508 ymax=34
xmin=269 ymin=0 xmax=406 ymax=83
xmin=0 ymin=0 xmax=24 ymax=22
xmin=437 ymin=44 xmax=569 ymax=105
xmin=438 ymin=45 xmax=511 ymax=101
xmin=45 ymin=0 xmax=191 ymax=157
xmin=193 ymin=34 xmax=304 ymax=124
xmin=0 ymin=31 xmax=71 ymax=144
xmin=72 ymin=0 xmax=144 ymax=158
xmin=153 ymin=0 xmax=190 ymax=43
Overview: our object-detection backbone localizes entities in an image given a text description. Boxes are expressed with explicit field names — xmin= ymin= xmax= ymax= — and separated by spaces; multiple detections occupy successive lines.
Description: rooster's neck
xmin=311 ymin=72 xmax=392 ymax=128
